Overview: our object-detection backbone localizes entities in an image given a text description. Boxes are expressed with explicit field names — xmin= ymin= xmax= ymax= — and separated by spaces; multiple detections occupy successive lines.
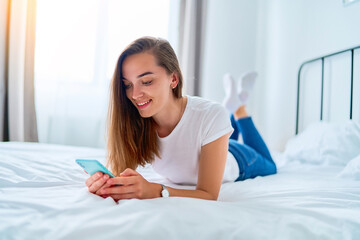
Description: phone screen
xmin=75 ymin=159 xmax=115 ymax=178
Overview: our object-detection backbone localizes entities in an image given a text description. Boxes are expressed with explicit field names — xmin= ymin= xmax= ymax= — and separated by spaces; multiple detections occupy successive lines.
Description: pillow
xmin=283 ymin=120 xmax=360 ymax=166
xmin=337 ymin=154 xmax=360 ymax=180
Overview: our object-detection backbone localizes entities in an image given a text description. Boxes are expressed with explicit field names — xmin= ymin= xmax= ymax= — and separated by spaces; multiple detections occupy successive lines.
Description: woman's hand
xmin=98 ymin=168 xmax=161 ymax=201
xmin=85 ymin=172 xmax=111 ymax=197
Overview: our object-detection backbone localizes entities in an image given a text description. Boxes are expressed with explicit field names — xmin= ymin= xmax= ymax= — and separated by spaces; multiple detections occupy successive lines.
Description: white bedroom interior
xmin=1 ymin=1 xmax=360 ymax=239
xmin=201 ymin=0 xmax=360 ymax=151
xmin=2 ymin=0 xmax=360 ymax=151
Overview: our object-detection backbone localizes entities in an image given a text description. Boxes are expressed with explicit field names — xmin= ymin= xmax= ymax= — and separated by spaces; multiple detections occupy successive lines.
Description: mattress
xmin=1 ymin=141 xmax=360 ymax=240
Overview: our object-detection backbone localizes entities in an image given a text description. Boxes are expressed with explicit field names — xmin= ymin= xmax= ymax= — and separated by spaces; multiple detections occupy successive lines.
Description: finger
xmin=90 ymin=175 xmax=110 ymax=194
xmin=106 ymin=176 xmax=138 ymax=186
xmin=95 ymin=180 xmax=113 ymax=195
xmin=85 ymin=172 xmax=103 ymax=187
xmin=88 ymin=174 xmax=110 ymax=193
xmin=120 ymin=168 xmax=138 ymax=177
xmin=98 ymin=181 xmax=113 ymax=190
xmin=100 ymin=185 xmax=137 ymax=195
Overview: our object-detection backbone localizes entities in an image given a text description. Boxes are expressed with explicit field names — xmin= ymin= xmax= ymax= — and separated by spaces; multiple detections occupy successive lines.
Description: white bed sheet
xmin=1 ymin=142 xmax=360 ymax=240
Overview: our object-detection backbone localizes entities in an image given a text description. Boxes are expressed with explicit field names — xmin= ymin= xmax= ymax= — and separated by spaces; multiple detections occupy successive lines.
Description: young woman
xmin=85 ymin=37 xmax=276 ymax=201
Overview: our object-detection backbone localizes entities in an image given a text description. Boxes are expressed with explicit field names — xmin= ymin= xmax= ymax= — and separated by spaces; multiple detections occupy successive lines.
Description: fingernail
xmin=103 ymin=175 xmax=108 ymax=180
xmin=97 ymin=173 xmax=101 ymax=177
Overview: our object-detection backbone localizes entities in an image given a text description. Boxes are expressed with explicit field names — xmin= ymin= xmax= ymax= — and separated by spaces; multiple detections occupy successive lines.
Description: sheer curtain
xmin=35 ymin=0 xmax=172 ymax=148
xmin=1 ymin=0 xmax=38 ymax=142
xmin=177 ymin=0 xmax=207 ymax=96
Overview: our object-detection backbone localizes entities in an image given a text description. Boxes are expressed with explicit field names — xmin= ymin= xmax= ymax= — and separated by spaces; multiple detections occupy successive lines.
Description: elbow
xmin=210 ymin=196 xmax=218 ymax=201
xmin=204 ymin=191 xmax=219 ymax=201
xmin=208 ymin=192 xmax=219 ymax=201
xmin=196 ymin=187 xmax=219 ymax=201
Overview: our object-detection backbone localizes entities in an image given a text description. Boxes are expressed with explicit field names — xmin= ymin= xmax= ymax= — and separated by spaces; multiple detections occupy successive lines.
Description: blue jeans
xmin=228 ymin=115 xmax=277 ymax=181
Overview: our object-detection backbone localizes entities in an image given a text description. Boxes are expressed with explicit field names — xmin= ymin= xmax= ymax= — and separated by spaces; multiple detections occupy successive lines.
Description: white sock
xmin=222 ymin=73 xmax=241 ymax=113
xmin=238 ymin=71 xmax=257 ymax=106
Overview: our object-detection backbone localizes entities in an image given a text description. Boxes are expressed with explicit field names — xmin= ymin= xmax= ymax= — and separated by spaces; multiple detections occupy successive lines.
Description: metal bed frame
xmin=296 ymin=45 xmax=360 ymax=134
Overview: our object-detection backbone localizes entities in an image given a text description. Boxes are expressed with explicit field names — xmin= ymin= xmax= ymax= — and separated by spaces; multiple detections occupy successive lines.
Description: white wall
xmin=201 ymin=0 xmax=360 ymax=151
xmin=200 ymin=0 xmax=258 ymax=103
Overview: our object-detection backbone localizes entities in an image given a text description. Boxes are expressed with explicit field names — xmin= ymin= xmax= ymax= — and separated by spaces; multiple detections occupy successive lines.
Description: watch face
xmin=162 ymin=189 xmax=169 ymax=198
xmin=161 ymin=185 xmax=169 ymax=197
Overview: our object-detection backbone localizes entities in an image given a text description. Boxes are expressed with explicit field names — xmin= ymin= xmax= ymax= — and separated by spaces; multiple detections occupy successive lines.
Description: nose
xmin=131 ymin=83 xmax=144 ymax=100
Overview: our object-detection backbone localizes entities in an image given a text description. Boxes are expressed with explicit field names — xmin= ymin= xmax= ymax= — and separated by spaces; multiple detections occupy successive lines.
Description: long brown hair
xmin=106 ymin=36 xmax=183 ymax=176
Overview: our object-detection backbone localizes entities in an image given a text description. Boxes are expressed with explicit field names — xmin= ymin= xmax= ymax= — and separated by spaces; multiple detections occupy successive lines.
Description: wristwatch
xmin=161 ymin=184 xmax=169 ymax=198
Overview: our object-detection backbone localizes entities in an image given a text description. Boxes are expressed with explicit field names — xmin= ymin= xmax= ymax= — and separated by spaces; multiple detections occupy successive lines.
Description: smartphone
xmin=75 ymin=159 xmax=115 ymax=178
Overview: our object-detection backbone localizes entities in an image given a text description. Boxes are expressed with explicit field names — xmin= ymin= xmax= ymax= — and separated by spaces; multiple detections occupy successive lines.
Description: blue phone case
xmin=75 ymin=159 xmax=115 ymax=178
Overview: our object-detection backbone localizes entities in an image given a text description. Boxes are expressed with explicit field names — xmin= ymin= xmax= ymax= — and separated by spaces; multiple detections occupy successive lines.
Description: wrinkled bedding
xmin=1 ymin=142 xmax=360 ymax=240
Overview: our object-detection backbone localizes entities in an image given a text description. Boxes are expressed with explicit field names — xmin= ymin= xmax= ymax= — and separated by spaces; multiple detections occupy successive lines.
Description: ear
xmin=170 ymin=73 xmax=179 ymax=89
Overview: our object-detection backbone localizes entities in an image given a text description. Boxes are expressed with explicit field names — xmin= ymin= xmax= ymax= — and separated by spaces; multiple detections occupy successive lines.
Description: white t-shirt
xmin=152 ymin=96 xmax=239 ymax=185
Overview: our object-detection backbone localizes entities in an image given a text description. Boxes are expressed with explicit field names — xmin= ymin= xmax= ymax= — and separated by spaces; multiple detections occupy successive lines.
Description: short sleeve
xmin=202 ymin=103 xmax=234 ymax=146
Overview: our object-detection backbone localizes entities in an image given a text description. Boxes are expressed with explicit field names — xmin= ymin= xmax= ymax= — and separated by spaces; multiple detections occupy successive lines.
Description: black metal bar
xmin=295 ymin=64 xmax=302 ymax=134
xmin=300 ymin=45 xmax=360 ymax=67
xmin=320 ymin=58 xmax=324 ymax=120
xmin=296 ymin=45 xmax=360 ymax=135
xmin=350 ymin=49 xmax=354 ymax=119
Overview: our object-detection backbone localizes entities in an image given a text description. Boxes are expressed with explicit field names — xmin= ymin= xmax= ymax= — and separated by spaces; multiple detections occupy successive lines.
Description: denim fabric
xmin=228 ymin=116 xmax=277 ymax=181
xmin=229 ymin=114 xmax=240 ymax=140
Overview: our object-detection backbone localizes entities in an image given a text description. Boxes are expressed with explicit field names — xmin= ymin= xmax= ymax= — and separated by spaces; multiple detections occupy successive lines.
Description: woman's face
xmin=122 ymin=52 xmax=176 ymax=118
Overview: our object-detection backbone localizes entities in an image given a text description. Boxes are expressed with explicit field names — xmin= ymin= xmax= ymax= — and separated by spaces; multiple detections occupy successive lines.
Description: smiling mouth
xmin=136 ymin=99 xmax=152 ymax=108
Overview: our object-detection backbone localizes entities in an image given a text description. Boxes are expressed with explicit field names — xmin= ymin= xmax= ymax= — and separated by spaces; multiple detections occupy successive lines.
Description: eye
xmin=124 ymin=83 xmax=132 ymax=89
xmin=143 ymin=80 xmax=153 ymax=86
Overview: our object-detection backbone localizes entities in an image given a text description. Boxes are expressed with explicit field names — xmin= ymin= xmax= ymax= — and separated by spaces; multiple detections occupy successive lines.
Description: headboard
xmin=296 ymin=45 xmax=360 ymax=134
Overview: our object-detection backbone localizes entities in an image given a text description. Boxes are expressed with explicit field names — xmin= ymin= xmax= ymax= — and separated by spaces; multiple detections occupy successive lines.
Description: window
xmin=35 ymin=0 xmax=171 ymax=147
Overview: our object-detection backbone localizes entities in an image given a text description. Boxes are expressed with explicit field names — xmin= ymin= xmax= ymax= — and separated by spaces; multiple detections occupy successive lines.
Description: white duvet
xmin=1 ymin=142 xmax=360 ymax=240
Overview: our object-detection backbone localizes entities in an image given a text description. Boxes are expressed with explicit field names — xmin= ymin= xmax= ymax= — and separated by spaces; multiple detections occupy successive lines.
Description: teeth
xmin=137 ymin=100 xmax=150 ymax=106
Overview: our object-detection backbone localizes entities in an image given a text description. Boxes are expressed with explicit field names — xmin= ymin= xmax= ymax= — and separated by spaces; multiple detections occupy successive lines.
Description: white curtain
xmin=1 ymin=0 xmax=39 ymax=142
xmin=34 ymin=0 xmax=170 ymax=148
xmin=178 ymin=0 xmax=207 ymax=96
xmin=0 ymin=0 xmax=9 ymax=141
xmin=0 ymin=0 xmax=38 ymax=142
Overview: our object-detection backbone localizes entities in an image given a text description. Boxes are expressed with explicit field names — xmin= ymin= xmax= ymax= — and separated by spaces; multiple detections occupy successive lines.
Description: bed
xmin=1 ymin=47 xmax=360 ymax=240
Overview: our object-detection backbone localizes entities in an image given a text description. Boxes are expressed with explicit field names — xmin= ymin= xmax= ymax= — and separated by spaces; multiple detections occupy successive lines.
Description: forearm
xmin=151 ymin=183 xmax=218 ymax=201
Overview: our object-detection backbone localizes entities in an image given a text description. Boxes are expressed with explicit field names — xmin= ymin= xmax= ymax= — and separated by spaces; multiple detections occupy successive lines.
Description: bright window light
xmin=35 ymin=0 xmax=169 ymax=84
xmin=34 ymin=0 xmax=170 ymax=147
